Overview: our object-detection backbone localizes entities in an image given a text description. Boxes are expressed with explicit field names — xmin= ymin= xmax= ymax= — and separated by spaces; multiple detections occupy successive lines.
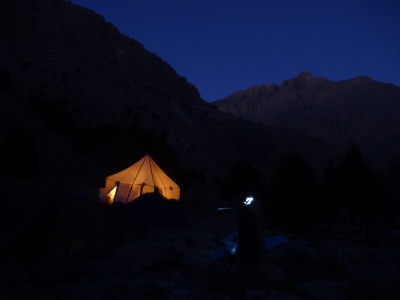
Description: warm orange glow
xmin=98 ymin=155 xmax=180 ymax=203
xmin=104 ymin=186 xmax=117 ymax=204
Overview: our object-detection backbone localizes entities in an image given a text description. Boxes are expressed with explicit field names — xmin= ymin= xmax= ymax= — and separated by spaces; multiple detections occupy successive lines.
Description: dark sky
xmin=70 ymin=0 xmax=400 ymax=102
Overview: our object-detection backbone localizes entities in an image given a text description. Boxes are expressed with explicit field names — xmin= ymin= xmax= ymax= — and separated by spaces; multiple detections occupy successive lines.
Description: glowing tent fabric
xmin=99 ymin=155 xmax=180 ymax=203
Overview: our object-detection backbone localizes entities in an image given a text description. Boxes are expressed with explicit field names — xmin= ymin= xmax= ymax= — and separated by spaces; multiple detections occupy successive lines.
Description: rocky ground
xmin=0 ymin=180 xmax=400 ymax=299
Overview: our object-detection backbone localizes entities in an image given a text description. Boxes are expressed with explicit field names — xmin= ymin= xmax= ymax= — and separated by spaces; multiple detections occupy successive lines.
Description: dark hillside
xmin=214 ymin=71 xmax=400 ymax=196
xmin=0 ymin=0 xmax=338 ymax=202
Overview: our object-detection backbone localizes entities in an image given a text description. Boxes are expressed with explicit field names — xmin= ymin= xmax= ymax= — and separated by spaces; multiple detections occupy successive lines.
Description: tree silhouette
xmin=317 ymin=160 xmax=342 ymax=220
xmin=266 ymin=152 xmax=318 ymax=229
xmin=335 ymin=144 xmax=396 ymax=222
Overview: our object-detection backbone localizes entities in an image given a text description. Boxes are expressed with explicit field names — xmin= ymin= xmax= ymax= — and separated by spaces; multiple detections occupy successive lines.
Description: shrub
xmin=266 ymin=152 xmax=318 ymax=229
xmin=318 ymin=144 xmax=398 ymax=224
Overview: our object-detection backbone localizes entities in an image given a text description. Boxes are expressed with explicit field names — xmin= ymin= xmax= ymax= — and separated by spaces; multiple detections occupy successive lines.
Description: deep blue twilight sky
xmin=70 ymin=0 xmax=400 ymax=102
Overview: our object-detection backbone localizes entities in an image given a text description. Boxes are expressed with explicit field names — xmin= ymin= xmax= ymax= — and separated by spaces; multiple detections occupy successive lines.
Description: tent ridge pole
xmin=126 ymin=155 xmax=147 ymax=202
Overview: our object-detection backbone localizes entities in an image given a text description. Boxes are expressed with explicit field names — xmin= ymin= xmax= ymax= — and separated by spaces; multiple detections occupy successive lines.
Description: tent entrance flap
xmin=105 ymin=186 xmax=117 ymax=204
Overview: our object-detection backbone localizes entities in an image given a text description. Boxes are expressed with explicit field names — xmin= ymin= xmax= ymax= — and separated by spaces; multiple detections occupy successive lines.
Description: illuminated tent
xmin=99 ymin=155 xmax=180 ymax=203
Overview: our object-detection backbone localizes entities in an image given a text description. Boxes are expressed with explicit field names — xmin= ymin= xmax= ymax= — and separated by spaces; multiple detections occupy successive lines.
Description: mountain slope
xmin=213 ymin=71 xmax=400 ymax=176
xmin=0 ymin=1 xmax=338 ymax=203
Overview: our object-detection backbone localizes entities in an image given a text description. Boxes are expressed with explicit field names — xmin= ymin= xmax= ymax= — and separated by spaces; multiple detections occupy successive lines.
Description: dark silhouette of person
xmin=236 ymin=197 xmax=260 ymax=265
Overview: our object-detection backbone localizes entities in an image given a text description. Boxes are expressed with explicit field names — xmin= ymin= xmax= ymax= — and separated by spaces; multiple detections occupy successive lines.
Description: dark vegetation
xmin=317 ymin=144 xmax=398 ymax=224
xmin=211 ymin=144 xmax=400 ymax=298
xmin=220 ymin=144 xmax=399 ymax=234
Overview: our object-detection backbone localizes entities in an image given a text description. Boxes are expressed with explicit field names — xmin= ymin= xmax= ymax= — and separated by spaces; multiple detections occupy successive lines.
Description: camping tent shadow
xmin=6 ymin=203 xmax=146 ymax=264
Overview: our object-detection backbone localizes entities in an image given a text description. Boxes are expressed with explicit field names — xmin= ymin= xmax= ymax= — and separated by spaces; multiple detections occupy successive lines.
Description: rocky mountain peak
xmin=282 ymin=71 xmax=329 ymax=88
xmin=213 ymin=74 xmax=400 ymax=180
xmin=287 ymin=70 xmax=314 ymax=82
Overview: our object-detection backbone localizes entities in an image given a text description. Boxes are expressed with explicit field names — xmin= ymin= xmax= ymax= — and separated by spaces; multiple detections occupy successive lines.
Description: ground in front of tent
xmin=126 ymin=193 xmax=189 ymax=228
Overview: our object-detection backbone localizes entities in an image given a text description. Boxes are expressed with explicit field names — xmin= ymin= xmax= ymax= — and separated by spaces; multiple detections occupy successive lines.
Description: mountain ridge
xmin=213 ymin=71 xmax=400 ymax=179
xmin=0 ymin=0 xmax=341 ymax=202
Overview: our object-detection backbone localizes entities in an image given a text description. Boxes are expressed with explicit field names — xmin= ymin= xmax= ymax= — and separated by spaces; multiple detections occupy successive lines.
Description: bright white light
xmin=244 ymin=196 xmax=254 ymax=206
